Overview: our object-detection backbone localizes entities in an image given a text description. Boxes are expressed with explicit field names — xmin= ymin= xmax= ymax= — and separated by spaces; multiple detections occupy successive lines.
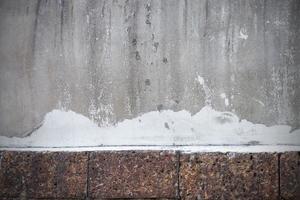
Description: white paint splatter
xmin=220 ymin=93 xmax=229 ymax=107
xmin=196 ymin=75 xmax=212 ymax=106
xmin=239 ymin=29 xmax=248 ymax=40
xmin=86 ymin=14 xmax=90 ymax=24
xmin=0 ymin=107 xmax=299 ymax=151
xmin=220 ymin=93 xmax=226 ymax=99
xmin=252 ymin=98 xmax=265 ymax=107
xmin=196 ymin=75 xmax=205 ymax=85
xmin=274 ymin=20 xmax=285 ymax=26
xmin=230 ymin=74 xmax=235 ymax=82
xmin=224 ymin=98 xmax=229 ymax=107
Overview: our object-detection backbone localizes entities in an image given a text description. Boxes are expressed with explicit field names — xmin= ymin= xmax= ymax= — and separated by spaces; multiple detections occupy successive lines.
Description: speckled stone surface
xmin=179 ymin=153 xmax=278 ymax=200
xmin=0 ymin=151 xmax=32 ymax=198
xmin=0 ymin=199 xmax=85 ymax=200
xmin=280 ymin=152 xmax=300 ymax=200
xmin=89 ymin=151 xmax=178 ymax=199
xmin=2 ymin=151 xmax=300 ymax=199
xmin=0 ymin=151 xmax=88 ymax=199
xmin=90 ymin=199 xmax=176 ymax=200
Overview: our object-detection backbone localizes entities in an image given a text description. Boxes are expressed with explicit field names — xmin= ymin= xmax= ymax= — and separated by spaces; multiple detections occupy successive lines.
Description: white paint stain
xmin=86 ymin=14 xmax=90 ymax=24
xmin=220 ymin=93 xmax=226 ymax=99
xmin=274 ymin=20 xmax=285 ymax=26
xmin=196 ymin=75 xmax=205 ymax=85
xmin=225 ymin=98 xmax=229 ymax=107
xmin=252 ymin=98 xmax=265 ymax=107
xmin=239 ymin=29 xmax=248 ymax=40
xmin=220 ymin=93 xmax=229 ymax=107
xmin=195 ymin=75 xmax=212 ymax=106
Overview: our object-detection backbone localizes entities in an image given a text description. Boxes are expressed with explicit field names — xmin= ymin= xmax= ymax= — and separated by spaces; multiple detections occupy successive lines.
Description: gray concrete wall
xmin=0 ymin=0 xmax=299 ymax=137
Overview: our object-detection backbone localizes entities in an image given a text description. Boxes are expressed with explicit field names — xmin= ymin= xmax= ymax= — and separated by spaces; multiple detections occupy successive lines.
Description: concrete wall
xmin=0 ymin=0 xmax=299 ymax=137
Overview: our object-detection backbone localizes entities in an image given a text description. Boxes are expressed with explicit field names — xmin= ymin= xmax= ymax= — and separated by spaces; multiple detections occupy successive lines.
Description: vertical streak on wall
xmin=0 ymin=0 xmax=299 ymax=137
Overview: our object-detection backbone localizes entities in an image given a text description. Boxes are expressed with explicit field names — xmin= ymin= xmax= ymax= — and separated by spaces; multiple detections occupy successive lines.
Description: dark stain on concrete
xmin=163 ymin=57 xmax=168 ymax=64
xmin=145 ymin=79 xmax=151 ymax=86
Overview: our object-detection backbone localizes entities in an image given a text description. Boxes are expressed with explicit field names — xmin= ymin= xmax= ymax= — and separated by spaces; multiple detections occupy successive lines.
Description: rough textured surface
xmin=0 ymin=151 xmax=88 ymax=199
xmin=179 ymin=153 xmax=278 ymax=199
xmin=89 ymin=151 xmax=178 ymax=198
xmin=0 ymin=151 xmax=32 ymax=198
xmin=1 ymin=151 xmax=300 ymax=199
xmin=0 ymin=0 xmax=299 ymax=137
xmin=280 ymin=152 xmax=300 ymax=200
xmin=27 ymin=152 xmax=88 ymax=198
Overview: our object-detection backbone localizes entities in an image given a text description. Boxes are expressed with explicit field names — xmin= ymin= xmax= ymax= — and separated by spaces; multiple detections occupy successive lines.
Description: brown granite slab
xmin=0 ymin=151 xmax=88 ymax=199
xmin=280 ymin=152 xmax=300 ymax=200
xmin=88 ymin=151 xmax=178 ymax=199
xmin=0 ymin=151 xmax=33 ymax=198
xmin=28 ymin=152 xmax=88 ymax=198
xmin=179 ymin=153 xmax=278 ymax=200
xmin=90 ymin=199 xmax=175 ymax=200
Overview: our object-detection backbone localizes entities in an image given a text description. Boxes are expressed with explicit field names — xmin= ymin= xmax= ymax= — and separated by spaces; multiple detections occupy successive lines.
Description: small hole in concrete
xmin=132 ymin=38 xmax=137 ymax=46
xmin=145 ymin=79 xmax=151 ymax=86
xmin=163 ymin=57 xmax=168 ymax=63
xmin=164 ymin=122 xmax=170 ymax=129
xmin=135 ymin=51 xmax=141 ymax=60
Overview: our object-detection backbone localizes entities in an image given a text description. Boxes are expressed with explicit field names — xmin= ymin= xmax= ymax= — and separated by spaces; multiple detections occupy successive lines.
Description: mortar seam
xmin=86 ymin=152 xmax=90 ymax=199
xmin=176 ymin=151 xmax=181 ymax=200
xmin=278 ymin=153 xmax=281 ymax=200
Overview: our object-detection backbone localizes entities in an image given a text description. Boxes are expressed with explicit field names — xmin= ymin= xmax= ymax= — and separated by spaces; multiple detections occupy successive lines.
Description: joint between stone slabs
xmin=175 ymin=151 xmax=181 ymax=200
xmin=86 ymin=152 xmax=91 ymax=199
xmin=277 ymin=153 xmax=281 ymax=200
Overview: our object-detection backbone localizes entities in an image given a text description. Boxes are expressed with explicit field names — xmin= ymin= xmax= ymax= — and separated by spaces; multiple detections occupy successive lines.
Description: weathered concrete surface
xmin=0 ymin=151 xmax=88 ymax=199
xmin=179 ymin=153 xmax=278 ymax=199
xmin=89 ymin=151 xmax=178 ymax=198
xmin=0 ymin=0 xmax=299 ymax=137
xmin=280 ymin=152 xmax=300 ymax=199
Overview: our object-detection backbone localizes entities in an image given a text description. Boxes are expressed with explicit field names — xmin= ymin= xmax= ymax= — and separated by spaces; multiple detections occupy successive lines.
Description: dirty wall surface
xmin=0 ymin=0 xmax=299 ymax=137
